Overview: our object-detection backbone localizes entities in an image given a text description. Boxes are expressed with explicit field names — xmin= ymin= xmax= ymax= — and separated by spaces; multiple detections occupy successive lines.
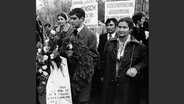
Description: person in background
xmin=53 ymin=12 xmax=73 ymax=48
xmin=44 ymin=23 xmax=51 ymax=39
xmin=69 ymin=8 xmax=98 ymax=104
xmin=55 ymin=12 xmax=73 ymax=40
xmin=132 ymin=12 xmax=149 ymax=47
xmin=98 ymin=18 xmax=118 ymax=59
xmin=100 ymin=17 xmax=148 ymax=104
xmin=143 ymin=16 xmax=149 ymax=31
xmin=132 ymin=12 xmax=149 ymax=104
xmin=98 ymin=18 xmax=118 ymax=80
xmin=95 ymin=18 xmax=118 ymax=101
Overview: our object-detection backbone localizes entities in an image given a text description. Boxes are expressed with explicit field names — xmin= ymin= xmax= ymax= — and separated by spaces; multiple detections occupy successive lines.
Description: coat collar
xmin=70 ymin=25 xmax=88 ymax=39
xmin=78 ymin=25 xmax=88 ymax=39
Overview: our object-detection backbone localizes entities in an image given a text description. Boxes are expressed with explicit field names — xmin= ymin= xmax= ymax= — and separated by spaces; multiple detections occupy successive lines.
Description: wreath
xmin=36 ymin=36 xmax=95 ymax=96
xmin=59 ymin=37 xmax=95 ymax=94
xmin=36 ymin=37 xmax=62 ymax=96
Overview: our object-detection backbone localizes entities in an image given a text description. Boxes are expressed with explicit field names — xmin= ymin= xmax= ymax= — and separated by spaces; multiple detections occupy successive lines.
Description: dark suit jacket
xmin=98 ymin=33 xmax=108 ymax=59
xmin=98 ymin=33 xmax=118 ymax=75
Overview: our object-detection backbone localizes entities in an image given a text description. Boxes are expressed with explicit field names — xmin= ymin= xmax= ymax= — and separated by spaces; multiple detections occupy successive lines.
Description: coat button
xmin=117 ymin=83 xmax=119 ymax=86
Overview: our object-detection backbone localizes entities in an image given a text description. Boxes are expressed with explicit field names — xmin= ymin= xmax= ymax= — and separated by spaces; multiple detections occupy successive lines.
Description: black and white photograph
xmin=36 ymin=0 xmax=149 ymax=104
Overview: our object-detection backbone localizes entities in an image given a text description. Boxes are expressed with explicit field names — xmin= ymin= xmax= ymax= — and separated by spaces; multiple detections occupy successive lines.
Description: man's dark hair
xmin=105 ymin=18 xmax=118 ymax=27
xmin=44 ymin=23 xmax=51 ymax=28
xmin=132 ymin=12 xmax=145 ymax=25
xmin=69 ymin=8 xmax=85 ymax=19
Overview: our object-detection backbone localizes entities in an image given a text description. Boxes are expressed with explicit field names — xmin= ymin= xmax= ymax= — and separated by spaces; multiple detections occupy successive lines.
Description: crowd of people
xmin=36 ymin=7 xmax=149 ymax=104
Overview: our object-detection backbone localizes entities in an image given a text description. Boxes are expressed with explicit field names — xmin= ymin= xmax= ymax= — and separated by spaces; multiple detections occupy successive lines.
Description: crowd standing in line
xmin=36 ymin=8 xmax=149 ymax=104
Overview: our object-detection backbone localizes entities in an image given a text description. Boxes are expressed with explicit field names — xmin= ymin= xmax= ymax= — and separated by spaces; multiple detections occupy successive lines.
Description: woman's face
xmin=116 ymin=21 xmax=131 ymax=37
xmin=57 ymin=16 xmax=67 ymax=27
xmin=139 ymin=16 xmax=146 ymax=26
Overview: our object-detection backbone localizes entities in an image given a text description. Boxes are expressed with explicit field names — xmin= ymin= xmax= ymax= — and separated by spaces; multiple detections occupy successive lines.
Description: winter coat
xmin=100 ymin=35 xmax=148 ymax=104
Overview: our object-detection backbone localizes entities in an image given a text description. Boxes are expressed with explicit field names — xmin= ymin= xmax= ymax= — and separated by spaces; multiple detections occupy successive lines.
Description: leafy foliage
xmin=36 ymin=0 xmax=71 ymax=26
xmin=59 ymin=37 xmax=95 ymax=94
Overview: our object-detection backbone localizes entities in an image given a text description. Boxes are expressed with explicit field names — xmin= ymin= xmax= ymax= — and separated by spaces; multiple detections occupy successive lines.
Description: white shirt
xmin=77 ymin=24 xmax=84 ymax=34
xmin=107 ymin=32 xmax=116 ymax=40
xmin=95 ymin=32 xmax=100 ymax=48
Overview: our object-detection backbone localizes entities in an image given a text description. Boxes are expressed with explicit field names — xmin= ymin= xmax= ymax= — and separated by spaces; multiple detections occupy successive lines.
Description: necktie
xmin=74 ymin=29 xmax=80 ymax=39
xmin=74 ymin=29 xmax=78 ymax=36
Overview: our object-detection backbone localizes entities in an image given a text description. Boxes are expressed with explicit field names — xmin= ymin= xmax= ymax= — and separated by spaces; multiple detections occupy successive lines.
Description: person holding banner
xmin=100 ymin=17 xmax=148 ymax=104
xmin=68 ymin=8 xmax=98 ymax=104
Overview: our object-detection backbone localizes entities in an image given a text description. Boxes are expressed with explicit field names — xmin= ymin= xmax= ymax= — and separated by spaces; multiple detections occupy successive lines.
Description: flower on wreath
xmin=36 ymin=37 xmax=61 ymax=96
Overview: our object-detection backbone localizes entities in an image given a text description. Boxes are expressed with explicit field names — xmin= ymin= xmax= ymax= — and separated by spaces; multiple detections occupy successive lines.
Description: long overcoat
xmin=101 ymin=35 xmax=148 ymax=104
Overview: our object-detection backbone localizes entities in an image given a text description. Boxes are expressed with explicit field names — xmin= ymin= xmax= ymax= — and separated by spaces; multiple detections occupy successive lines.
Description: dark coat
xmin=132 ymin=27 xmax=149 ymax=47
xmin=98 ymin=33 xmax=108 ymax=58
xmin=97 ymin=33 xmax=108 ymax=78
xmin=101 ymin=35 xmax=148 ymax=104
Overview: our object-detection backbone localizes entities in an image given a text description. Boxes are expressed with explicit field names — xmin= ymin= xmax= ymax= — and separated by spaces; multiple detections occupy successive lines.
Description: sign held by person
xmin=105 ymin=0 xmax=135 ymax=21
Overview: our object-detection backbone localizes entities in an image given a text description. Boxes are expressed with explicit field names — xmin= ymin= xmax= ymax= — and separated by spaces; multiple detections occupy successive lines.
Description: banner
xmin=72 ymin=0 xmax=96 ymax=5
xmin=46 ymin=57 xmax=72 ymax=104
xmin=105 ymin=0 xmax=135 ymax=21
xmin=71 ymin=1 xmax=98 ymax=29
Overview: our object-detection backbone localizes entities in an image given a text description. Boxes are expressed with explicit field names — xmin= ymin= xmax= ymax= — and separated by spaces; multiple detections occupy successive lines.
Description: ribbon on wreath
xmin=46 ymin=56 xmax=72 ymax=104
